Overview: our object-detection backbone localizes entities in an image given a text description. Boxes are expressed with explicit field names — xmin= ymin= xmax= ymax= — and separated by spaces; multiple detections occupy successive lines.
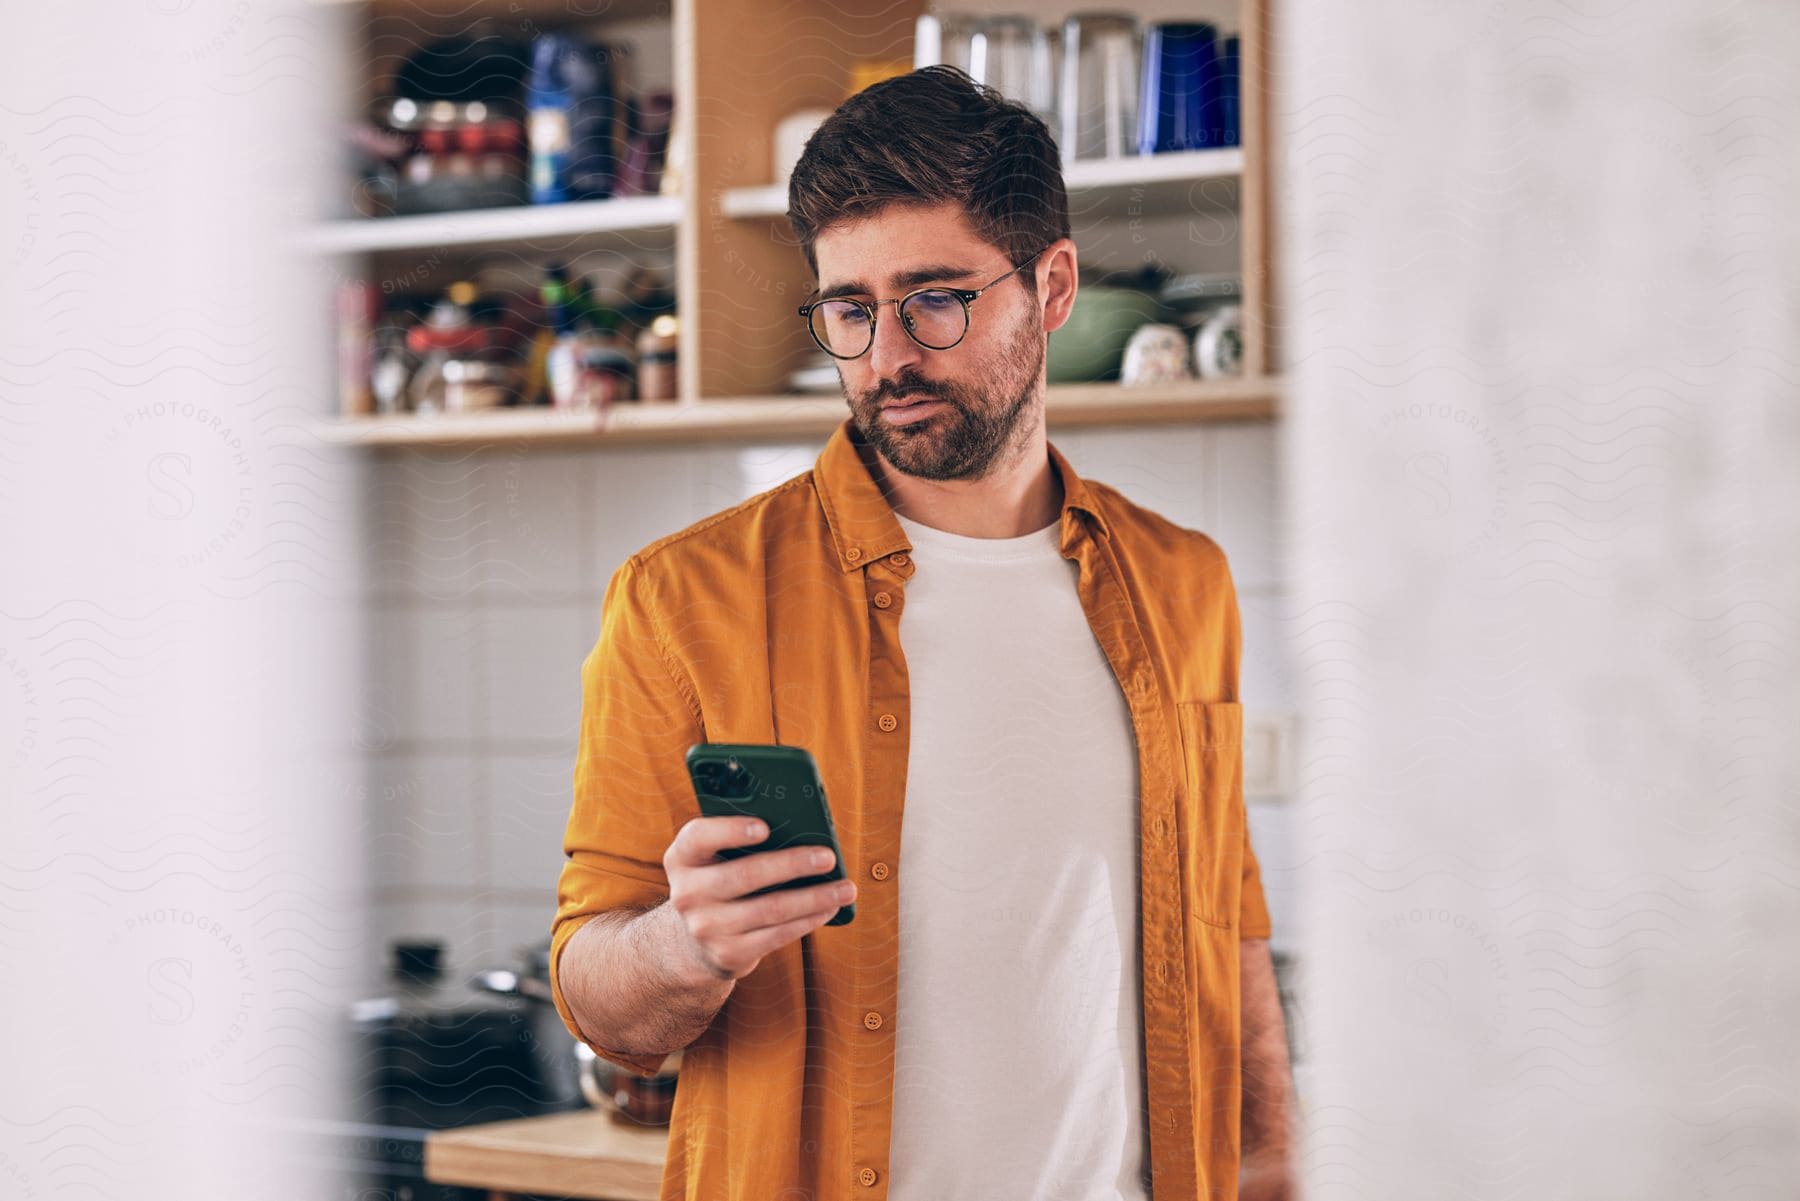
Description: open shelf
xmin=331 ymin=0 xmax=672 ymax=16
xmin=312 ymin=0 xmax=1282 ymax=434
xmin=317 ymin=377 xmax=1279 ymax=450
xmin=720 ymin=147 xmax=1244 ymax=220
xmin=305 ymin=195 xmax=682 ymax=255
xmin=1063 ymin=147 xmax=1244 ymax=190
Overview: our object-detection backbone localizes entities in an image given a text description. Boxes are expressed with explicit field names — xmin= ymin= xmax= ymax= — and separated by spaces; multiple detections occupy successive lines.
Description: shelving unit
xmin=318 ymin=377 xmax=1279 ymax=450
xmin=317 ymin=0 xmax=1280 ymax=449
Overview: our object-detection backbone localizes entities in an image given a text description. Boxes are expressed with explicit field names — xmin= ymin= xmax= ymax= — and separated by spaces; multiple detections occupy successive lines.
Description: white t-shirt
xmin=887 ymin=511 xmax=1150 ymax=1201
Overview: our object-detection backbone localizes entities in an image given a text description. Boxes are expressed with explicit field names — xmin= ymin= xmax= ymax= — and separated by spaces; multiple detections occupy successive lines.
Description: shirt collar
xmin=812 ymin=416 xmax=1110 ymax=573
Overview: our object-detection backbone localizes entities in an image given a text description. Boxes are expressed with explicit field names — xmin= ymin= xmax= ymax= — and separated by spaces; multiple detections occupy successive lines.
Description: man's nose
xmin=866 ymin=300 xmax=925 ymax=381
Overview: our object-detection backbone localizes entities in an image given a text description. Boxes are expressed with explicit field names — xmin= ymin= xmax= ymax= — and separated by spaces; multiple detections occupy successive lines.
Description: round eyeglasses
xmin=797 ymin=248 xmax=1046 ymax=360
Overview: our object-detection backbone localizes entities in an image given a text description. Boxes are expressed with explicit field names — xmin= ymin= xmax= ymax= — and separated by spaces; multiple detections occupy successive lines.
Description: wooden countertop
xmin=425 ymin=1109 xmax=669 ymax=1200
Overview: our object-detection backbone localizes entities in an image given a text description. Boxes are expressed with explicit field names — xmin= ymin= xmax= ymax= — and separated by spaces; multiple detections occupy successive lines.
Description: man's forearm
xmin=559 ymin=901 xmax=736 ymax=1058
xmin=1240 ymin=936 xmax=1295 ymax=1163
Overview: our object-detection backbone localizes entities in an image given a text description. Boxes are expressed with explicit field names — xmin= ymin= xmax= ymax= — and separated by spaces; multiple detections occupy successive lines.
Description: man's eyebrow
xmin=816 ymin=263 xmax=984 ymax=302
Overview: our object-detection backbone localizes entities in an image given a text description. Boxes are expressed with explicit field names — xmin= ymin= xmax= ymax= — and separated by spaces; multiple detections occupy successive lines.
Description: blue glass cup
xmin=1137 ymin=22 xmax=1227 ymax=153
xmin=1219 ymin=35 xmax=1241 ymax=147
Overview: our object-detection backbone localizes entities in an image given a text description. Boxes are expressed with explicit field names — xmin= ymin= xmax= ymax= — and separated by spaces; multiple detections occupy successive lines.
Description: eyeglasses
xmin=797 ymin=248 xmax=1047 ymax=360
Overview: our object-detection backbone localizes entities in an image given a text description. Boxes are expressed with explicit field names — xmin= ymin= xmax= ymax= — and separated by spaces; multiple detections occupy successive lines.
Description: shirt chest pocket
xmin=1175 ymin=700 xmax=1244 ymax=930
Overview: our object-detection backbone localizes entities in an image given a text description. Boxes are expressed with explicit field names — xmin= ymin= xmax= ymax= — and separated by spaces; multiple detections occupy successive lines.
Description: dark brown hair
xmin=787 ymin=65 xmax=1070 ymax=293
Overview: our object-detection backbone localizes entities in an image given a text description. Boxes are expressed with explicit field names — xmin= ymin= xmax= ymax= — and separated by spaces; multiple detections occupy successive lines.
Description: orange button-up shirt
xmin=551 ymin=416 xmax=1272 ymax=1200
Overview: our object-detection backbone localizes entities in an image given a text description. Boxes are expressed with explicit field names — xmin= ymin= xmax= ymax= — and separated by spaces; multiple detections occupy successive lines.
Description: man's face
xmin=811 ymin=202 xmax=1047 ymax=482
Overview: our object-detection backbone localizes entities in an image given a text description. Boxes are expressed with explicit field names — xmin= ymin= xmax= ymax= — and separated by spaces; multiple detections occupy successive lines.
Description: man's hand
xmin=1240 ymin=1147 xmax=1298 ymax=1201
xmin=664 ymin=816 xmax=856 ymax=983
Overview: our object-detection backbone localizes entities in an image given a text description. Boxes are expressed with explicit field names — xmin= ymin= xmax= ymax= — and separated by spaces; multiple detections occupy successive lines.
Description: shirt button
xmin=846 ymin=547 xmax=863 ymax=562
xmin=1153 ymin=816 xmax=1168 ymax=837
xmin=890 ymin=552 xmax=909 ymax=567
xmin=863 ymin=1011 xmax=884 ymax=1030
xmin=877 ymin=713 xmax=898 ymax=732
xmin=858 ymin=1167 xmax=879 ymax=1187
xmin=870 ymin=861 xmax=890 ymax=881
xmin=873 ymin=590 xmax=893 ymax=609
xmin=1158 ymin=960 xmax=1171 ymax=981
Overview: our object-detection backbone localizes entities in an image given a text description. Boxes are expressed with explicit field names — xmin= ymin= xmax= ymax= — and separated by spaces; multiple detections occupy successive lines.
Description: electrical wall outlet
xmin=1244 ymin=711 xmax=1294 ymax=799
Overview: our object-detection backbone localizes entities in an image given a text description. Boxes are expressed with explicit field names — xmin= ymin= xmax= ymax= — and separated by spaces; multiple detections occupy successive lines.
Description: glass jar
xmin=635 ymin=314 xmax=679 ymax=402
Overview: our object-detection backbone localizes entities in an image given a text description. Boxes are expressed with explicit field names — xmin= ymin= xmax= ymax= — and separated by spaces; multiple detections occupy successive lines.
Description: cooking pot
xmin=350 ymin=939 xmax=574 ymax=1129
xmin=474 ymin=937 xmax=683 ymax=1126
xmin=469 ymin=939 xmax=583 ymax=1110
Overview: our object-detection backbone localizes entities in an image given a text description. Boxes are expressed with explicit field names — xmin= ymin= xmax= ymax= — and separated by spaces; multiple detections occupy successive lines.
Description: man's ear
xmin=1037 ymin=237 xmax=1080 ymax=334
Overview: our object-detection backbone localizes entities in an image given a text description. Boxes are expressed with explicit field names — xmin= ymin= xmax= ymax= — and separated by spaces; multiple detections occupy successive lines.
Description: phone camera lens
xmin=714 ymin=758 xmax=754 ymax=800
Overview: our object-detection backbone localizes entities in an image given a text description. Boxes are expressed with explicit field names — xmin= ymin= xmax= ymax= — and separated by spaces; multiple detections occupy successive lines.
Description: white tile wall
xmin=466 ymin=449 xmax=593 ymax=598
xmin=360 ymin=422 xmax=1297 ymax=975
xmin=473 ymin=602 xmax=592 ymax=744
xmin=1039 ymin=424 xmax=1214 ymax=533
xmin=1208 ymin=423 xmax=1286 ymax=592
xmin=488 ymin=753 xmax=583 ymax=892
xmin=366 ymin=454 xmax=480 ymax=600
xmin=366 ymin=754 xmax=480 ymax=891
xmin=393 ymin=606 xmax=482 ymax=745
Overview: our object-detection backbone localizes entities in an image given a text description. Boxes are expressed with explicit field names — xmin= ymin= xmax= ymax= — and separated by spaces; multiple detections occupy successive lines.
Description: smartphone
xmin=685 ymin=743 xmax=855 ymax=927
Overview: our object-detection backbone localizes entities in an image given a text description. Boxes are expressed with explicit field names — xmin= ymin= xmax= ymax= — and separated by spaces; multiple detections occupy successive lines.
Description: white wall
xmin=1277 ymin=1 xmax=1800 ymax=1195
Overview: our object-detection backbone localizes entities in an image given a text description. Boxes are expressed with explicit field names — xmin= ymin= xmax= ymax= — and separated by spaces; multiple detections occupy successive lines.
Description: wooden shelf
xmin=1063 ymin=147 xmax=1244 ymax=190
xmin=316 ymin=378 xmax=1279 ymax=450
xmin=330 ymin=0 xmax=671 ymax=17
xmin=304 ymin=195 xmax=681 ymax=255
xmin=720 ymin=148 xmax=1244 ymax=220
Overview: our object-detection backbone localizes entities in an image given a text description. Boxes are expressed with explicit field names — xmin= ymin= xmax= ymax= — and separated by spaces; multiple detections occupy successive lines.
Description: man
xmin=550 ymin=66 xmax=1295 ymax=1201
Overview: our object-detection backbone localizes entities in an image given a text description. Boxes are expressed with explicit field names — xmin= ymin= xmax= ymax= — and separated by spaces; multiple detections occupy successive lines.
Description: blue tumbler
xmin=1219 ymin=35 xmax=1241 ymax=147
xmin=1137 ymin=22 xmax=1226 ymax=153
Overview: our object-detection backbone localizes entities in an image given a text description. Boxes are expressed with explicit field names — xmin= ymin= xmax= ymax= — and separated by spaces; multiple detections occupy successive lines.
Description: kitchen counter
xmin=425 ymin=1109 xmax=668 ymax=1200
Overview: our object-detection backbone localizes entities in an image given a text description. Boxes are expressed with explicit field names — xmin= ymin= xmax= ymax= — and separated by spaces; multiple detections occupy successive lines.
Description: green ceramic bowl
xmin=1046 ymin=285 xmax=1165 ymax=383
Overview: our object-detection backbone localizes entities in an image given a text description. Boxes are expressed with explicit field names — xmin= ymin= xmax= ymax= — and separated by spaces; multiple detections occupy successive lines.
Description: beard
xmin=844 ymin=305 xmax=1045 ymax=482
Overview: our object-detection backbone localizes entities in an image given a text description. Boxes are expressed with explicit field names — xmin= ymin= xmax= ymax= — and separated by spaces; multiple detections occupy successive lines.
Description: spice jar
xmin=405 ymin=281 xmax=513 ymax=413
xmin=581 ymin=344 xmax=636 ymax=410
xmin=635 ymin=314 xmax=679 ymax=402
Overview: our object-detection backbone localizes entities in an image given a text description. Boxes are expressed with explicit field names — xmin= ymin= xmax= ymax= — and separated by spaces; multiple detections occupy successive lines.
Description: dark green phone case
xmin=685 ymin=742 xmax=855 ymax=927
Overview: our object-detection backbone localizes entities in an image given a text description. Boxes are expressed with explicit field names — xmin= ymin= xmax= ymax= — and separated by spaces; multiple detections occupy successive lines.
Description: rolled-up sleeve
xmin=549 ymin=553 xmax=706 ymax=1078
